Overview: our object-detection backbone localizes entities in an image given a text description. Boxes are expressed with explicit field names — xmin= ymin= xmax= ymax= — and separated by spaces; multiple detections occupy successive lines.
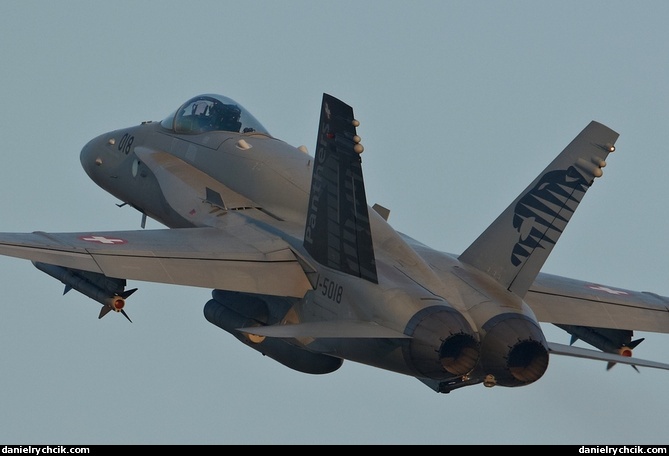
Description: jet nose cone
xmin=80 ymin=134 xmax=109 ymax=179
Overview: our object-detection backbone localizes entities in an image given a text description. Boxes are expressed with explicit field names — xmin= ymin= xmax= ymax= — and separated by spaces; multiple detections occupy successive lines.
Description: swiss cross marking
xmin=587 ymin=285 xmax=629 ymax=296
xmin=79 ymin=235 xmax=127 ymax=245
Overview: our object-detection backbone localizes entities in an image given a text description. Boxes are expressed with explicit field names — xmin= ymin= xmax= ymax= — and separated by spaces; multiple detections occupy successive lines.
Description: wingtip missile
xmin=32 ymin=261 xmax=136 ymax=322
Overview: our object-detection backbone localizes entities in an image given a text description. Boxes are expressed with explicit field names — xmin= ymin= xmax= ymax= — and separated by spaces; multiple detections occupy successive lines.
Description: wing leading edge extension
xmin=459 ymin=121 xmax=619 ymax=298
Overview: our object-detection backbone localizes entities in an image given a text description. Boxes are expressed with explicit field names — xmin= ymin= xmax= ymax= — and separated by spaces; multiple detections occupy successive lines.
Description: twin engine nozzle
xmin=405 ymin=305 xmax=549 ymax=387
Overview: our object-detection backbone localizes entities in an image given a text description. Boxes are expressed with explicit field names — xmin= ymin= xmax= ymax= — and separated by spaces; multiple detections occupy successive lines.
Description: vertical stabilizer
xmin=458 ymin=121 xmax=619 ymax=297
xmin=303 ymin=94 xmax=378 ymax=283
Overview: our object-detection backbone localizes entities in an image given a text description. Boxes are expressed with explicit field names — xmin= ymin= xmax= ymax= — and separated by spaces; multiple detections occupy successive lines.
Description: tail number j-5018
xmin=317 ymin=275 xmax=343 ymax=303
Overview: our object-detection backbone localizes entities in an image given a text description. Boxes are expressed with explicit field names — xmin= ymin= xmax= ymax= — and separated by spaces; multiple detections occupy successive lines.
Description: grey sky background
xmin=1 ymin=1 xmax=668 ymax=445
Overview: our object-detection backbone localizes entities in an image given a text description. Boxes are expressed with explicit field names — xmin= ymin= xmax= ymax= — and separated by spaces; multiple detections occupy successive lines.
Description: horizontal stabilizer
xmin=548 ymin=342 xmax=669 ymax=371
xmin=238 ymin=320 xmax=411 ymax=339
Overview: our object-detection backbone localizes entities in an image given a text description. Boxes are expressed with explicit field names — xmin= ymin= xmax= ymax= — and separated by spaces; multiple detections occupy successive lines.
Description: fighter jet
xmin=0 ymin=93 xmax=667 ymax=393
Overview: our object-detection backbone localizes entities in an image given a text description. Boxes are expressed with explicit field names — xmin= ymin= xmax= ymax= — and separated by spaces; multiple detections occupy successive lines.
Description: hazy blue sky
xmin=1 ymin=1 xmax=669 ymax=445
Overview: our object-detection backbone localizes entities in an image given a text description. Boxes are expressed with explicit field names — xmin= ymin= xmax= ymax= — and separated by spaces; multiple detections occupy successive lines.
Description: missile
xmin=32 ymin=261 xmax=136 ymax=322
xmin=557 ymin=323 xmax=644 ymax=372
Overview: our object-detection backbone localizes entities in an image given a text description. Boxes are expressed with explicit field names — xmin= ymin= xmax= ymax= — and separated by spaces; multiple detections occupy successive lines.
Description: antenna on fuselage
xmin=116 ymin=201 xmax=147 ymax=228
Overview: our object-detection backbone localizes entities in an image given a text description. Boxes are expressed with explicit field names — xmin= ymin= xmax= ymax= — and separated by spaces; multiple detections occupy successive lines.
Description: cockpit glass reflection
xmin=160 ymin=94 xmax=270 ymax=136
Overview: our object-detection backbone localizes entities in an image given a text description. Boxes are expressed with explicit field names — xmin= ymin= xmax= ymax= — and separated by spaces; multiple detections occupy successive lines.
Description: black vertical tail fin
xmin=303 ymin=94 xmax=378 ymax=283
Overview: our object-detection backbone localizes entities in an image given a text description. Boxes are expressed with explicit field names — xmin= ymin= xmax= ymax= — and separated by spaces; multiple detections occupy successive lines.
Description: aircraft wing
xmin=0 ymin=223 xmax=312 ymax=298
xmin=525 ymin=272 xmax=669 ymax=333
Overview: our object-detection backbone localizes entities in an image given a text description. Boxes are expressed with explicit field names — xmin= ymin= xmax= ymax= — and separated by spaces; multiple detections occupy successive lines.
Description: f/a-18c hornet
xmin=1 ymin=93 xmax=668 ymax=393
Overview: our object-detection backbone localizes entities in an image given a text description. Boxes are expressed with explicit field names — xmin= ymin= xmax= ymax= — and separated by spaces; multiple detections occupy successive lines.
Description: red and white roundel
xmin=78 ymin=235 xmax=127 ymax=245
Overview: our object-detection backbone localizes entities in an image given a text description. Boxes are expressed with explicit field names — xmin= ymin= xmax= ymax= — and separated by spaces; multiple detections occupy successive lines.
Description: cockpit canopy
xmin=160 ymin=94 xmax=270 ymax=136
